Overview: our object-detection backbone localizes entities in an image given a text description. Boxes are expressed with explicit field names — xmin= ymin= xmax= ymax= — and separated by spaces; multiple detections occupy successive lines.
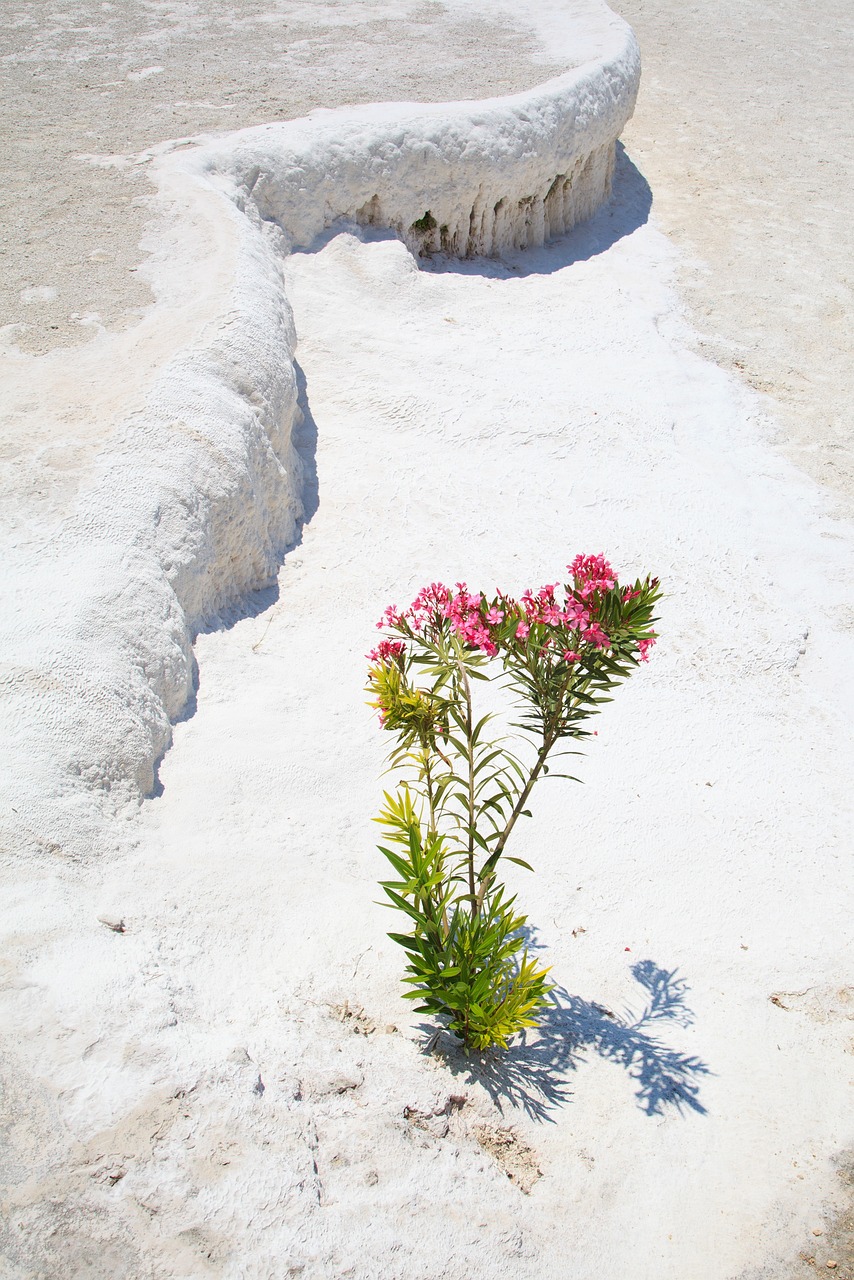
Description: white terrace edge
xmin=1 ymin=1 xmax=639 ymax=859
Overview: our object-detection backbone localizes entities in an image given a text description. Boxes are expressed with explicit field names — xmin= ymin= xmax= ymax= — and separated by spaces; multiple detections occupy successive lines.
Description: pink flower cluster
xmin=375 ymin=580 xmax=501 ymax=656
xmin=405 ymin=582 xmax=454 ymax=632
xmin=367 ymin=638 xmax=406 ymax=664
xmin=516 ymin=583 xmax=609 ymax=649
xmin=569 ymin=553 xmax=617 ymax=598
xmin=446 ymin=587 xmax=498 ymax=656
xmin=377 ymin=604 xmax=404 ymax=630
xmin=369 ymin=556 xmax=655 ymax=666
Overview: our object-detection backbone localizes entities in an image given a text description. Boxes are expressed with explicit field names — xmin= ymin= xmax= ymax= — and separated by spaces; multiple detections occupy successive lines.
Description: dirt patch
xmin=475 ymin=1123 xmax=542 ymax=1194
xmin=769 ymin=987 xmax=854 ymax=1023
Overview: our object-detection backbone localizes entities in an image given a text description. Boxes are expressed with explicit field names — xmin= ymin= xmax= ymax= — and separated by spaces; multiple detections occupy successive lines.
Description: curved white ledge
xmin=1 ymin=1 xmax=639 ymax=858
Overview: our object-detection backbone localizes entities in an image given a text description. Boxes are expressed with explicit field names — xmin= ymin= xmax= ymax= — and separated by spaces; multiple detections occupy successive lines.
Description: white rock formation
xmin=0 ymin=0 xmax=638 ymax=859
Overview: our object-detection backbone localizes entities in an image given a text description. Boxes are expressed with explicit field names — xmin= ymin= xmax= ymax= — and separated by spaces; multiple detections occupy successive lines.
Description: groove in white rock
xmin=357 ymin=142 xmax=617 ymax=258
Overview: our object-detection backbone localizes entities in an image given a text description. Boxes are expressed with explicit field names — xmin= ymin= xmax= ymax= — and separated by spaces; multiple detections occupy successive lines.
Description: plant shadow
xmin=420 ymin=959 xmax=711 ymax=1123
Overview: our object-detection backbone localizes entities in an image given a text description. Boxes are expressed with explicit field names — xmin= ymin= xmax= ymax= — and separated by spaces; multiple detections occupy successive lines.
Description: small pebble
xmin=826 ymin=1263 xmax=837 ymax=1270
xmin=97 ymin=914 xmax=125 ymax=933
xmin=813 ymin=1229 xmax=824 ymax=1237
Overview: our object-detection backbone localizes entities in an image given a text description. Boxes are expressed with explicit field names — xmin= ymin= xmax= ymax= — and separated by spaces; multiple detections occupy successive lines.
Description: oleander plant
xmin=366 ymin=554 xmax=661 ymax=1053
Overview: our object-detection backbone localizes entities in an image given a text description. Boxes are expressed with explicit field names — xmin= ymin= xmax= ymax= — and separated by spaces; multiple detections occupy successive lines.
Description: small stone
xmin=309 ymin=1071 xmax=362 ymax=1098
xmin=384 ymin=1024 xmax=397 ymax=1034
xmin=97 ymin=914 xmax=125 ymax=933
xmin=826 ymin=1263 xmax=837 ymax=1270
xmin=813 ymin=1229 xmax=824 ymax=1237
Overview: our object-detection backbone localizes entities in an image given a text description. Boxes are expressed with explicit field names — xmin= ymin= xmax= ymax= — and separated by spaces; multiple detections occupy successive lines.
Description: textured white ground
xmin=613 ymin=0 xmax=854 ymax=512
xmin=1 ymin=2 xmax=853 ymax=1278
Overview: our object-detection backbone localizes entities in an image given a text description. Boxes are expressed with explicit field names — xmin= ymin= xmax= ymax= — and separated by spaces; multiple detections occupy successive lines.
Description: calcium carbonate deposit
xmin=0 ymin=0 xmax=638 ymax=864
xmin=0 ymin=1 xmax=851 ymax=1276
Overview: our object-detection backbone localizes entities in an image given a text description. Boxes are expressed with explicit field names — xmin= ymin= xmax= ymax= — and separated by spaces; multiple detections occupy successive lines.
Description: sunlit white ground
xmin=3 ymin=0 xmax=853 ymax=1272
xmin=78 ymin=158 xmax=854 ymax=1277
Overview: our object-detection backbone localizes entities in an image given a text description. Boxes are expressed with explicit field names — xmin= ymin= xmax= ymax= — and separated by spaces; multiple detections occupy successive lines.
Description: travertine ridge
xmin=0 ymin=1 xmax=638 ymax=859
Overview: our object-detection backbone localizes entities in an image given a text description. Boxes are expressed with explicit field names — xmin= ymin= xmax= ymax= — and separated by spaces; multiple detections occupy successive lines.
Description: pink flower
xmin=561 ymin=598 xmax=590 ymax=630
xmin=485 ymin=607 xmax=504 ymax=625
xmin=563 ymin=650 xmax=581 ymax=663
xmin=520 ymin=590 xmax=539 ymax=619
xmin=515 ymin=621 xmax=530 ymax=640
xmin=582 ymin=622 xmax=610 ymax=650
xmin=637 ymin=637 xmax=656 ymax=662
xmin=377 ymin=604 xmax=403 ymax=630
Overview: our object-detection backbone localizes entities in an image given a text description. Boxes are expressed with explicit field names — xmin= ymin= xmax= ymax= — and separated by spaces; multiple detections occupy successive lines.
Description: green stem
xmin=457 ymin=661 xmax=477 ymax=915
xmin=476 ymin=661 xmax=581 ymax=909
xmin=474 ymin=732 xmax=555 ymax=912
xmin=423 ymin=750 xmax=437 ymax=837
xmin=492 ymin=733 xmax=555 ymax=863
xmin=423 ymin=751 xmax=450 ymax=935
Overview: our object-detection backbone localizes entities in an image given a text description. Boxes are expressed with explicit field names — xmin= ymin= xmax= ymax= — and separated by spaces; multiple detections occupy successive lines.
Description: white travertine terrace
xmin=0 ymin=0 xmax=638 ymax=859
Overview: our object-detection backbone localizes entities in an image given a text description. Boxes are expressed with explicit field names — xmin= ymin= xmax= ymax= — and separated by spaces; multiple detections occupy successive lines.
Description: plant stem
xmin=456 ymin=660 xmax=477 ymax=913
xmin=423 ymin=751 xmax=437 ymax=837
xmin=423 ymin=751 xmax=450 ymax=934
xmin=473 ymin=733 xmax=555 ymax=912
xmin=492 ymin=733 xmax=555 ymax=862
xmin=476 ymin=661 xmax=580 ymax=909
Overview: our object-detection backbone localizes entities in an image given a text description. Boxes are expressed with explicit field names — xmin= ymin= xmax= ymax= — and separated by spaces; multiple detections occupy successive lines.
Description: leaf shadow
xmin=420 ymin=959 xmax=712 ymax=1123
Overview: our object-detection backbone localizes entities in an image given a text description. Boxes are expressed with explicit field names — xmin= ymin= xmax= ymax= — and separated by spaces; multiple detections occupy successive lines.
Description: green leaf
xmin=387 ymin=931 xmax=424 ymax=954
xmin=382 ymin=887 xmax=427 ymax=923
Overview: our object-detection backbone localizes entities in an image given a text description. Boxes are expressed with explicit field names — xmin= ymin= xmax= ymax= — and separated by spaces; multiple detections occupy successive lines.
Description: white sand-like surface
xmin=1 ymin=2 xmax=852 ymax=1277
xmin=613 ymin=0 xmax=854 ymax=512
